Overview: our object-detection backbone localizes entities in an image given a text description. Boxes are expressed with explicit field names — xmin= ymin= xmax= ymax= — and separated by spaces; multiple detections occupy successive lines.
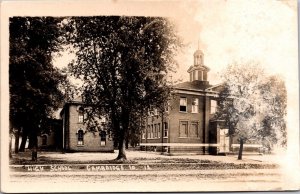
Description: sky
xmin=53 ymin=0 xmax=297 ymax=87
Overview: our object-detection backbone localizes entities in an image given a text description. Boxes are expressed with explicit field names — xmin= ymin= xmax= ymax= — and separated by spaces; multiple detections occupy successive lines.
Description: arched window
xmin=77 ymin=129 xmax=84 ymax=145
xmin=78 ymin=107 xmax=84 ymax=123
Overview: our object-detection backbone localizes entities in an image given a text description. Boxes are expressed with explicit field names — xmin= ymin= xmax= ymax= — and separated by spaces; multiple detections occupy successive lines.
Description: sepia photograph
xmin=1 ymin=0 xmax=299 ymax=192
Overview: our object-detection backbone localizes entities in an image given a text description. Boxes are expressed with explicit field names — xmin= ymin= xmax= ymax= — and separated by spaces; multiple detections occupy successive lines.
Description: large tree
xmin=9 ymin=17 xmax=67 ymax=159
xmin=215 ymin=63 xmax=287 ymax=160
xmin=67 ymin=16 xmax=181 ymax=160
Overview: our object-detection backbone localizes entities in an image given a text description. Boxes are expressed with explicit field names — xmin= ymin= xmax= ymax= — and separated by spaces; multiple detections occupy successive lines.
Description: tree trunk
xmin=19 ymin=130 xmax=28 ymax=152
xmin=116 ymin=122 xmax=127 ymax=161
xmin=116 ymin=140 xmax=127 ymax=160
xmin=32 ymin=146 xmax=38 ymax=161
xmin=125 ymin=135 xmax=129 ymax=149
xmin=30 ymin=131 xmax=38 ymax=161
xmin=14 ymin=128 xmax=20 ymax=153
xmin=28 ymin=134 xmax=35 ymax=149
xmin=238 ymin=138 xmax=244 ymax=160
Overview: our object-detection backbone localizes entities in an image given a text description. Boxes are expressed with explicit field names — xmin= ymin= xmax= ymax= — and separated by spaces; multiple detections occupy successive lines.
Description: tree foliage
xmin=9 ymin=17 xmax=67 ymax=153
xmin=66 ymin=16 xmax=181 ymax=160
xmin=215 ymin=63 xmax=287 ymax=158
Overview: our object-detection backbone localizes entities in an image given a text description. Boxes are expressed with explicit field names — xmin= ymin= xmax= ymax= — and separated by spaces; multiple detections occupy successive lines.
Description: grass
xmin=9 ymin=151 xmax=279 ymax=170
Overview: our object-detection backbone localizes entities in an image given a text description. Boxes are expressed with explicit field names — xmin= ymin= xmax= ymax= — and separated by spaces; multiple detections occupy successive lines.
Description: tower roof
xmin=193 ymin=49 xmax=203 ymax=56
xmin=187 ymin=64 xmax=210 ymax=73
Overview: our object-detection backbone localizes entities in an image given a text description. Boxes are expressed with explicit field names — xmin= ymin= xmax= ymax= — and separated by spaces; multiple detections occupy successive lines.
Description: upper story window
xmin=165 ymin=102 xmax=170 ymax=112
xmin=179 ymin=97 xmax=187 ymax=112
xmin=78 ymin=107 xmax=84 ymax=123
xmin=192 ymin=98 xmax=199 ymax=113
xmin=211 ymin=100 xmax=217 ymax=114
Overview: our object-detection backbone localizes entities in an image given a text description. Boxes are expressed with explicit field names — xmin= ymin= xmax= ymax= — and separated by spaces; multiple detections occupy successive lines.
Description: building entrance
xmin=219 ymin=128 xmax=229 ymax=153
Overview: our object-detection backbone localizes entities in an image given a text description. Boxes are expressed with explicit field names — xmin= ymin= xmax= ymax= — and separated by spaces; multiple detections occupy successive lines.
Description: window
xmin=164 ymin=122 xmax=168 ymax=137
xmin=193 ymin=71 xmax=196 ymax=81
xmin=211 ymin=100 xmax=217 ymax=114
xmin=151 ymin=125 xmax=154 ymax=139
xmin=192 ymin=98 xmax=199 ymax=113
xmin=179 ymin=121 xmax=188 ymax=137
xmin=100 ymin=131 xmax=106 ymax=146
xmin=190 ymin=122 xmax=199 ymax=138
xmin=142 ymin=129 xmax=146 ymax=139
xmin=198 ymin=70 xmax=203 ymax=80
xmin=158 ymin=123 xmax=161 ymax=138
xmin=179 ymin=97 xmax=187 ymax=112
xmin=154 ymin=124 xmax=157 ymax=138
xmin=77 ymin=129 xmax=84 ymax=145
xmin=165 ymin=102 xmax=170 ymax=112
xmin=78 ymin=107 xmax=84 ymax=123
xmin=147 ymin=125 xmax=151 ymax=139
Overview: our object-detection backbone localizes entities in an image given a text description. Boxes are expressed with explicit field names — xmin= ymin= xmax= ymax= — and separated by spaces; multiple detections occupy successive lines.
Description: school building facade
xmin=140 ymin=49 xmax=259 ymax=155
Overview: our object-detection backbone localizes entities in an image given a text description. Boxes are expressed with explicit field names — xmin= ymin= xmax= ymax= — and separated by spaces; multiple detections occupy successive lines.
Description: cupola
xmin=187 ymin=49 xmax=210 ymax=82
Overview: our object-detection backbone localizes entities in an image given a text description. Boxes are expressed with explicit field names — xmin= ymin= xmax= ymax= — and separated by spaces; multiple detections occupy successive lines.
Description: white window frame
xmin=78 ymin=114 xmax=84 ymax=123
xmin=179 ymin=97 xmax=187 ymax=112
xmin=191 ymin=98 xmax=199 ymax=113
xmin=211 ymin=100 xmax=217 ymax=114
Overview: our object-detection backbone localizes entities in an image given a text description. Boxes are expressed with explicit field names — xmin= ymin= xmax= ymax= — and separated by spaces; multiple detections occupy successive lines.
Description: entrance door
xmin=219 ymin=129 xmax=229 ymax=153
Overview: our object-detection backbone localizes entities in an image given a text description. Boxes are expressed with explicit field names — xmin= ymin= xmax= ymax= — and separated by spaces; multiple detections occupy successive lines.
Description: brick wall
xmin=141 ymin=92 xmax=213 ymax=155
xmin=66 ymin=104 xmax=114 ymax=152
xmin=168 ymin=94 xmax=205 ymax=144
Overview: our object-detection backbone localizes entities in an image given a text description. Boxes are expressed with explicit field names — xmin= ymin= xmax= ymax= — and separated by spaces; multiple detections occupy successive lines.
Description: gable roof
xmin=205 ymin=83 xmax=225 ymax=92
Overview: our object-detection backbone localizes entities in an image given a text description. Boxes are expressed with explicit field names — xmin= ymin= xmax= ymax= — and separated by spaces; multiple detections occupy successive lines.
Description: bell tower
xmin=194 ymin=50 xmax=203 ymax=66
xmin=187 ymin=49 xmax=210 ymax=83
